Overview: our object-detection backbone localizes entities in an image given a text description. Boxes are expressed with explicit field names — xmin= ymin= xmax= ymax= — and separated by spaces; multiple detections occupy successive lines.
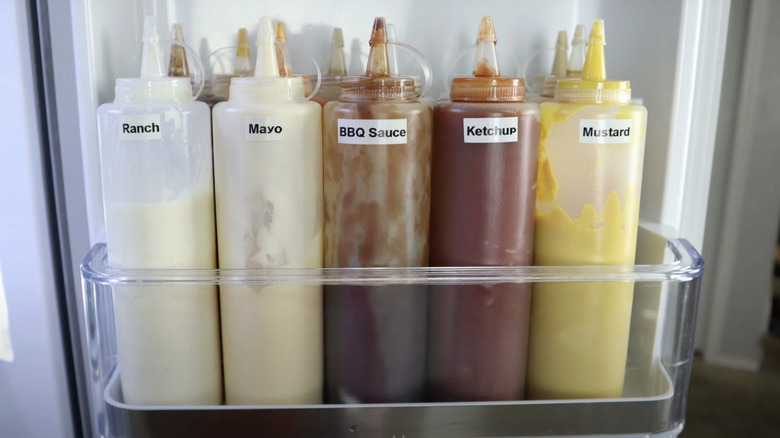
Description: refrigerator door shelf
xmin=80 ymin=231 xmax=703 ymax=438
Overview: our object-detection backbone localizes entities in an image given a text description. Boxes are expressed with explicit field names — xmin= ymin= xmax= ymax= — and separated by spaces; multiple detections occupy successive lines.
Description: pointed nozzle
xmin=551 ymin=30 xmax=568 ymax=77
xmin=572 ymin=24 xmax=586 ymax=45
xmin=274 ymin=21 xmax=293 ymax=77
xmin=171 ymin=23 xmax=184 ymax=42
xmin=365 ymin=17 xmax=390 ymax=77
xmin=477 ymin=15 xmax=497 ymax=44
xmin=566 ymin=24 xmax=586 ymax=77
xmin=473 ymin=15 xmax=500 ymax=77
xmin=236 ymin=28 xmax=250 ymax=58
xmin=387 ymin=23 xmax=399 ymax=76
xmin=140 ymin=16 xmax=165 ymax=78
xmin=254 ymin=17 xmax=280 ymax=78
xmin=327 ymin=27 xmax=347 ymax=76
xmin=275 ymin=21 xmax=287 ymax=43
xmin=234 ymin=28 xmax=251 ymax=75
xmin=582 ymin=19 xmax=606 ymax=81
xmin=168 ymin=23 xmax=189 ymax=77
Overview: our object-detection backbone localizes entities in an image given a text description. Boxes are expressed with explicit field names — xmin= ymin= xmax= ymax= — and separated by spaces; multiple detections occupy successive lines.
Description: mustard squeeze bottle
xmin=527 ymin=19 xmax=647 ymax=400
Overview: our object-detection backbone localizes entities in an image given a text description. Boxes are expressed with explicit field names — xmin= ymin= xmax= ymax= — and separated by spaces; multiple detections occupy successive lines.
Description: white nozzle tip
xmin=572 ymin=24 xmax=586 ymax=44
xmin=257 ymin=17 xmax=275 ymax=46
xmin=254 ymin=17 xmax=280 ymax=78
xmin=143 ymin=16 xmax=159 ymax=42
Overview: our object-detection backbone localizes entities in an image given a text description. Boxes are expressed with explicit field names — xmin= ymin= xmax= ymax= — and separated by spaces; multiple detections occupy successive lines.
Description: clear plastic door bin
xmin=80 ymin=227 xmax=703 ymax=438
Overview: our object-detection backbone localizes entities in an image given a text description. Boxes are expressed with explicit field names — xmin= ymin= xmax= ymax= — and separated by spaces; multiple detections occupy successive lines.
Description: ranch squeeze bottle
xmin=212 ymin=17 xmax=323 ymax=405
xmin=323 ymin=17 xmax=432 ymax=403
xmin=97 ymin=16 xmax=221 ymax=405
xmin=428 ymin=16 xmax=539 ymax=402
xmin=527 ymin=19 xmax=647 ymax=400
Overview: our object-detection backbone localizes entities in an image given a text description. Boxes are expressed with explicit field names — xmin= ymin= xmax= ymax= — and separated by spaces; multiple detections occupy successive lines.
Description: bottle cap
xmin=275 ymin=21 xmax=294 ymax=77
xmin=541 ymin=30 xmax=568 ymax=97
xmin=234 ymin=28 xmax=252 ymax=76
xmin=556 ymin=19 xmax=631 ymax=103
xmin=274 ymin=21 xmax=316 ymax=97
xmin=450 ymin=16 xmax=525 ymax=102
xmin=339 ymin=17 xmax=418 ymax=102
xmin=167 ymin=23 xmax=189 ymax=77
xmin=114 ymin=16 xmax=193 ymax=103
xmin=229 ymin=17 xmax=306 ymax=102
xmin=319 ymin=28 xmax=347 ymax=96
xmin=566 ymin=24 xmax=586 ymax=78
xmin=327 ymin=27 xmax=347 ymax=76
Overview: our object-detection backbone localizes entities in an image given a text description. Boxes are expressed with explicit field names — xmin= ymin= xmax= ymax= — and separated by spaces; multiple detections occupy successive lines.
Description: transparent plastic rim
xmin=207 ymin=43 xmax=322 ymax=101
xmin=81 ymin=239 xmax=703 ymax=286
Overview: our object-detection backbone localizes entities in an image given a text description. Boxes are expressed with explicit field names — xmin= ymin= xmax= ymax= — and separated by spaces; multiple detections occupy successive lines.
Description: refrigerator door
xmin=30 ymin=0 xmax=737 ymax=436
xmin=0 ymin=0 xmax=78 ymax=437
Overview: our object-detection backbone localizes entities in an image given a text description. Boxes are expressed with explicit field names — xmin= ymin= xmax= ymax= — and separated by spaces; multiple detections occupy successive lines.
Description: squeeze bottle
xmin=212 ymin=17 xmax=323 ymax=405
xmin=203 ymin=28 xmax=253 ymax=107
xmin=323 ymin=17 xmax=432 ymax=403
xmin=97 ymin=16 xmax=222 ymax=405
xmin=428 ymin=16 xmax=539 ymax=402
xmin=527 ymin=19 xmax=647 ymax=399
xmin=529 ymin=30 xmax=568 ymax=103
xmin=275 ymin=21 xmax=322 ymax=106
xmin=317 ymin=27 xmax=347 ymax=102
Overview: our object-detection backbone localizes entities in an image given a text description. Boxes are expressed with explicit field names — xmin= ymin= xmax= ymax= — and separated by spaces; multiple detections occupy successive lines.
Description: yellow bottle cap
xmin=555 ymin=19 xmax=631 ymax=103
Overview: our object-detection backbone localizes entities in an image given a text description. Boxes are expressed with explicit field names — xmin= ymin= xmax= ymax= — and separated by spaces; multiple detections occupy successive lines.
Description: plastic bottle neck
xmin=228 ymin=76 xmax=307 ymax=103
xmin=450 ymin=77 xmax=525 ymax=102
xmin=114 ymin=77 xmax=194 ymax=104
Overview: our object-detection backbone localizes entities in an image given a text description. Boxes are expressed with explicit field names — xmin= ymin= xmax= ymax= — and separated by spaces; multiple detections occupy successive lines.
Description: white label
xmin=245 ymin=116 xmax=284 ymax=141
xmin=119 ymin=114 xmax=161 ymax=140
xmin=579 ymin=119 xmax=633 ymax=144
xmin=463 ymin=117 xmax=519 ymax=143
xmin=338 ymin=119 xmax=408 ymax=145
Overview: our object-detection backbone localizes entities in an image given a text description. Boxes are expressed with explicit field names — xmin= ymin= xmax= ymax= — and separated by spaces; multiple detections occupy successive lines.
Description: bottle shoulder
xmin=214 ymin=99 xmax=321 ymax=116
xmin=540 ymin=101 xmax=647 ymax=117
xmin=324 ymin=100 xmax=432 ymax=118
xmin=434 ymin=100 xmax=540 ymax=117
xmin=98 ymin=100 xmax=207 ymax=114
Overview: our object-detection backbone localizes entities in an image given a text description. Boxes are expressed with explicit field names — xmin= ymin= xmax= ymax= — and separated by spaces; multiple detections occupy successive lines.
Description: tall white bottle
xmin=97 ymin=16 xmax=222 ymax=405
xmin=213 ymin=17 xmax=323 ymax=405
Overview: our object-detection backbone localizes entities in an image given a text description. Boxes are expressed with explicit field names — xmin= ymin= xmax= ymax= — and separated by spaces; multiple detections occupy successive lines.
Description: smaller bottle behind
xmin=528 ymin=30 xmax=568 ymax=103
xmin=317 ymin=27 xmax=347 ymax=103
xmin=428 ymin=16 xmax=539 ymax=402
xmin=213 ymin=17 xmax=323 ymax=405
xmin=275 ymin=21 xmax=324 ymax=106
xmin=97 ymin=16 xmax=221 ymax=405
xmin=200 ymin=28 xmax=252 ymax=107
